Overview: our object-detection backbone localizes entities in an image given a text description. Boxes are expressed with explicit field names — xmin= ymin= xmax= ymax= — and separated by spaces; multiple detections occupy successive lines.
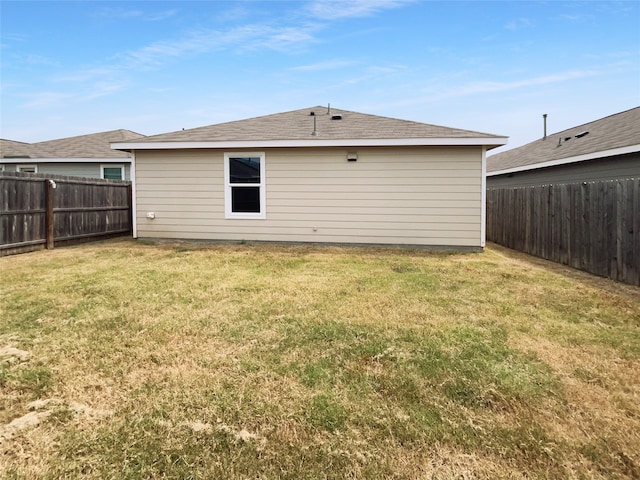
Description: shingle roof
xmin=132 ymin=106 xmax=505 ymax=143
xmin=487 ymin=107 xmax=640 ymax=173
xmin=1 ymin=129 xmax=144 ymax=159
xmin=0 ymin=139 xmax=32 ymax=158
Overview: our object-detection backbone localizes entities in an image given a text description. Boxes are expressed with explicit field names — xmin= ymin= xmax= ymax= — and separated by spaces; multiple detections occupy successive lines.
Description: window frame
xmin=101 ymin=164 xmax=125 ymax=180
xmin=224 ymin=152 xmax=266 ymax=219
xmin=17 ymin=165 xmax=37 ymax=173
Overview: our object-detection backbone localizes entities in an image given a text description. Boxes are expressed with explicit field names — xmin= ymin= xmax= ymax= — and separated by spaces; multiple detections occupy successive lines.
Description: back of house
xmin=112 ymin=106 xmax=507 ymax=250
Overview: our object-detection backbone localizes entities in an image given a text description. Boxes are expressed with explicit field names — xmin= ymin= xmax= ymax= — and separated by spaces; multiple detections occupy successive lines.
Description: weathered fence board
xmin=487 ymin=178 xmax=640 ymax=286
xmin=1 ymin=172 xmax=132 ymax=256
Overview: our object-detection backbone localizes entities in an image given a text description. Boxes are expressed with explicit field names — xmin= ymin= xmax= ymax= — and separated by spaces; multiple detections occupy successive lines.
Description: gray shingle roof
xmin=1 ymin=129 xmax=143 ymax=159
xmin=134 ymin=106 xmax=505 ymax=143
xmin=487 ymin=107 xmax=640 ymax=173
xmin=0 ymin=139 xmax=32 ymax=158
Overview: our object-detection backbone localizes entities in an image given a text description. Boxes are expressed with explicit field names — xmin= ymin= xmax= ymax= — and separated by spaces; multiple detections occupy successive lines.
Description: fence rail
xmin=1 ymin=172 xmax=132 ymax=256
xmin=486 ymin=178 xmax=640 ymax=286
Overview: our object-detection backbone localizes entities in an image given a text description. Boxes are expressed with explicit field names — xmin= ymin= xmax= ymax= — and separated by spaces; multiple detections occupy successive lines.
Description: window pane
xmin=229 ymin=157 xmax=260 ymax=183
xmin=103 ymin=167 xmax=122 ymax=180
xmin=231 ymin=186 xmax=260 ymax=212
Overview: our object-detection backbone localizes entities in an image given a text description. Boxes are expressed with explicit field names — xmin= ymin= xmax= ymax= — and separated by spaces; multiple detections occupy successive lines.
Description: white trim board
xmin=1 ymin=157 xmax=132 ymax=163
xmin=112 ymin=137 xmax=508 ymax=151
xmin=480 ymin=147 xmax=487 ymax=248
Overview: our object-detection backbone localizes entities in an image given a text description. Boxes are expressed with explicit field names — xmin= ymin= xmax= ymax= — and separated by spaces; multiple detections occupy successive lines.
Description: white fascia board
xmin=0 ymin=157 xmax=132 ymax=163
xmin=480 ymin=146 xmax=487 ymax=248
xmin=487 ymin=144 xmax=640 ymax=177
xmin=111 ymin=137 xmax=508 ymax=151
xmin=130 ymin=152 xmax=137 ymax=238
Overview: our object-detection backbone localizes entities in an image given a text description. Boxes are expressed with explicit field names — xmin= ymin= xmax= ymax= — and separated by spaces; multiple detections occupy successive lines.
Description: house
xmin=112 ymin=106 xmax=507 ymax=249
xmin=0 ymin=129 xmax=144 ymax=180
xmin=485 ymin=107 xmax=640 ymax=286
xmin=487 ymin=107 xmax=640 ymax=187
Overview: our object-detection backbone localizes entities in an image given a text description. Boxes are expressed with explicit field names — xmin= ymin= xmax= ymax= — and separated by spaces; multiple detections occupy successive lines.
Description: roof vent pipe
xmin=543 ymin=114 xmax=547 ymax=140
xmin=311 ymin=115 xmax=317 ymax=136
xmin=327 ymin=103 xmax=331 ymax=116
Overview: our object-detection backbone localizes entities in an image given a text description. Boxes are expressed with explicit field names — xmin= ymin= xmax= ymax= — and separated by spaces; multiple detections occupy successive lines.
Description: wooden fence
xmin=1 ymin=172 xmax=132 ymax=256
xmin=487 ymin=178 xmax=640 ymax=286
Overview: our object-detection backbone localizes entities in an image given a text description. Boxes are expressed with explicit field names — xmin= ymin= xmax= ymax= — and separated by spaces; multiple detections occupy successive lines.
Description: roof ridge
xmin=35 ymin=129 xmax=144 ymax=145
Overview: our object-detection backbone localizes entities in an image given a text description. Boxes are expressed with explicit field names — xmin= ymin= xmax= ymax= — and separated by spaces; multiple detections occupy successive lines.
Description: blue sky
xmin=1 ymin=1 xmax=639 ymax=152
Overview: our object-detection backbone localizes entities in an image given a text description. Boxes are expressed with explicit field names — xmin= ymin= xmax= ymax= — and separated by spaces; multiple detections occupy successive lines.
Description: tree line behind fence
xmin=1 ymin=172 xmax=132 ymax=256
xmin=487 ymin=178 xmax=640 ymax=286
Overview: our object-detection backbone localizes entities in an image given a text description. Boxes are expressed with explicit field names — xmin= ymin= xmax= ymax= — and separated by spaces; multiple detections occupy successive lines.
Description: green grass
xmin=1 ymin=239 xmax=639 ymax=479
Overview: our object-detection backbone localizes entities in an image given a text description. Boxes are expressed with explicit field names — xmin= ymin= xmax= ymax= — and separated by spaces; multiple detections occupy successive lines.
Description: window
xmin=101 ymin=165 xmax=124 ymax=180
xmin=18 ymin=165 xmax=37 ymax=173
xmin=224 ymin=152 xmax=265 ymax=219
xmin=0 ymin=164 xmax=5 ymax=172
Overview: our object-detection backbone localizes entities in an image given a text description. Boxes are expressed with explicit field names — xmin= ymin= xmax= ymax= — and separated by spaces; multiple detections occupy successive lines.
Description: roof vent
xmin=331 ymin=114 xmax=343 ymax=120
xmin=310 ymin=111 xmax=315 ymax=116
xmin=575 ymin=131 xmax=589 ymax=138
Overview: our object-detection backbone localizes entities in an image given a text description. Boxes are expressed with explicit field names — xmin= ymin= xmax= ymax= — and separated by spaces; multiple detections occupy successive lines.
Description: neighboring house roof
xmin=0 ymin=139 xmax=32 ymax=158
xmin=112 ymin=106 xmax=507 ymax=150
xmin=1 ymin=129 xmax=144 ymax=161
xmin=487 ymin=106 xmax=640 ymax=176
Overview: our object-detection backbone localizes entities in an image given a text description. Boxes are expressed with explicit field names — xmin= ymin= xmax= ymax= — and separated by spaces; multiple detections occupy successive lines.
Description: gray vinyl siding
xmin=486 ymin=152 xmax=640 ymax=188
xmin=135 ymin=146 xmax=483 ymax=248
xmin=0 ymin=162 xmax=131 ymax=180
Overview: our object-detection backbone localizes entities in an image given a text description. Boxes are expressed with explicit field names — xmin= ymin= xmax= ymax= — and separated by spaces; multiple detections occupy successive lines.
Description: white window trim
xmin=224 ymin=152 xmax=266 ymax=219
xmin=100 ymin=164 xmax=125 ymax=180
xmin=17 ymin=164 xmax=37 ymax=173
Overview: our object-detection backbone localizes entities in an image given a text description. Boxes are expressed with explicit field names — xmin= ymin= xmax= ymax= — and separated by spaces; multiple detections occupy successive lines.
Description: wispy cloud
xmin=291 ymin=59 xmax=359 ymax=71
xmin=79 ymin=81 xmax=127 ymax=101
xmin=25 ymin=54 xmax=60 ymax=67
xmin=426 ymin=70 xmax=609 ymax=105
xmin=378 ymin=68 xmax=612 ymax=109
xmin=1 ymin=32 xmax=29 ymax=43
xmin=146 ymin=10 xmax=178 ymax=22
xmin=505 ymin=17 xmax=534 ymax=31
xmin=24 ymin=0 xmax=410 ymax=106
xmin=109 ymin=22 xmax=321 ymax=70
xmin=94 ymin=7 xmax=144 ymax=19
xmin=23 ymin=92 xmax=73 ymax=108
xmin=307 ymin=0 xmax=414 ymax=20
xmin=446 ymin=70 xmax=601 ymax=97
xmin=94 ymin=7 xmax=177 ymax=22
xmin=22 ymin=80 xmax=126 ymax=108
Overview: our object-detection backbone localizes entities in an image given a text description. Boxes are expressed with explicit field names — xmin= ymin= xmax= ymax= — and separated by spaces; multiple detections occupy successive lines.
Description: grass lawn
xmin=1 ymin=239 xmax=639 ymax=479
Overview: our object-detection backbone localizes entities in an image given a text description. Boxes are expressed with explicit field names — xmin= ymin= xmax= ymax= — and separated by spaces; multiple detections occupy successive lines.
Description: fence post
xmin=127 ymin=183 xmax=133 ymax=236
xmin=45 ymin=179 xmax=55 ymax=249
